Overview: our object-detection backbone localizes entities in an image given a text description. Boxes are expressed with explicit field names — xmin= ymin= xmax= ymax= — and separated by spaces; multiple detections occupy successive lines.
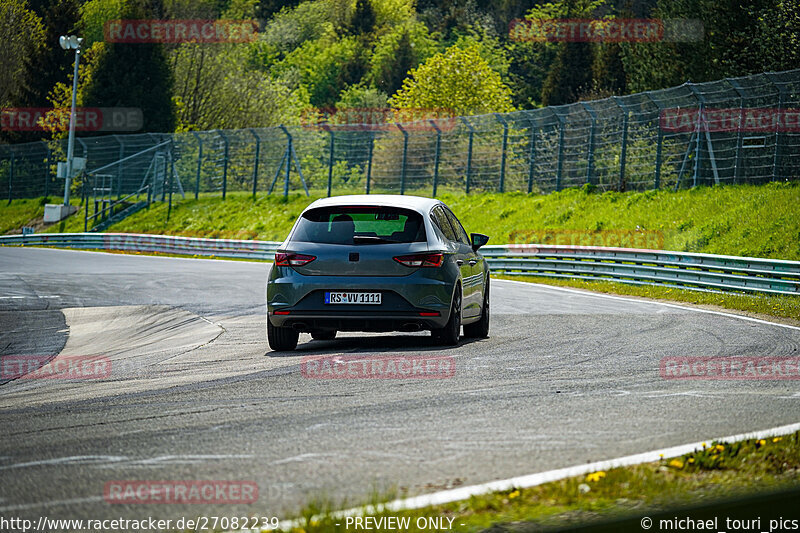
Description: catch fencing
xmin=1 ymin=69 xmax=798 ymax=202
xmin=2 ymin=233 xmax=798 ymax=296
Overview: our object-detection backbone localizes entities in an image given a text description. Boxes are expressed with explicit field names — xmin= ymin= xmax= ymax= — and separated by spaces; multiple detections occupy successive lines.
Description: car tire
xmin=432 ymin=286 xmax=461 ymax=346
xmin=311 ymin=330 xmax=336 ymax=341
xmin=463 ymin=278 xmax=489 ymax=339
xmin=268 ymin=320 xmax=299 ymax=351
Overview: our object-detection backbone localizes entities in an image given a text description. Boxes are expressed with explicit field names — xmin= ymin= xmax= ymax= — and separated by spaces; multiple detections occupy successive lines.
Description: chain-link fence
xmin=1 ymin=69 xmax=798 ymax=203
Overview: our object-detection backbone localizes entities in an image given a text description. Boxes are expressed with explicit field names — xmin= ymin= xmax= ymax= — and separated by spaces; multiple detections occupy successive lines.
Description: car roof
xmin=304 ymin=195 xmax=442 ymax=214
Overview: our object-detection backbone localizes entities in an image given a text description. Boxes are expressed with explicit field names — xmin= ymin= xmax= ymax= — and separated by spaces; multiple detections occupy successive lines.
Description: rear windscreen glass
xmin=291 ymin=206 xmax=426 ymax=245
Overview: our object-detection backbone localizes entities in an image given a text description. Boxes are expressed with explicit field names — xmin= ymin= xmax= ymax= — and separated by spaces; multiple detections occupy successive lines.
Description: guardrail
xmin=2 ymin=233 xmax=799 ymax=296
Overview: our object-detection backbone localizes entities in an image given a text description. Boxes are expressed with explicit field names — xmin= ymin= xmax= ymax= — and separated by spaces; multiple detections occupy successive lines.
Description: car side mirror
xmin=471 ymin=233 xmax=489 ymax=251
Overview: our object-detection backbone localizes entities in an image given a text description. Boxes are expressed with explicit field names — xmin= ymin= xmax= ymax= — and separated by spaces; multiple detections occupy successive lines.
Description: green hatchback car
xmin=266 ymin=195 xmax=490 ymax=351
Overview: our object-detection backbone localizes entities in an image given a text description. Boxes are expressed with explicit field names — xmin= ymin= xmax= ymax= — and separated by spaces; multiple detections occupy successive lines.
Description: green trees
xmin=390 ymin=44 xmax=514 ymax=115
xmin=81 ymin=0 xmax=175 ymax=132
xmin=0 ymin=0 xmax=45 ymax=108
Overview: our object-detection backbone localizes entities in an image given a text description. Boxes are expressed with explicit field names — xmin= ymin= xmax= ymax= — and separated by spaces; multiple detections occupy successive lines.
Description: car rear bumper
xmin=267 ymin=266 xmax=455 ymax=331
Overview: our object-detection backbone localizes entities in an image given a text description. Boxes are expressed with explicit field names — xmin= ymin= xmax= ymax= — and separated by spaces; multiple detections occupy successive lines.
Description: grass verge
xmin=1 ymin=182 xmax=798 ymax=260
xmin=268 ymin=432 xmax=800 ymax=533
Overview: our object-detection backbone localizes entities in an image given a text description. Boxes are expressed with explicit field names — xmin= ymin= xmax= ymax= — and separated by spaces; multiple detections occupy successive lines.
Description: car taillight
xmin=393 ymin=253 xmax=444 ymax=268
xmin=275 ymin=253 xmax=316 ymax=267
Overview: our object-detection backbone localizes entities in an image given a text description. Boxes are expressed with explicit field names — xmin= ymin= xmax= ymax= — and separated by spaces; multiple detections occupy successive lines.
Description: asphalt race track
xmin=1 ymin=247 xmax=799 ymax=523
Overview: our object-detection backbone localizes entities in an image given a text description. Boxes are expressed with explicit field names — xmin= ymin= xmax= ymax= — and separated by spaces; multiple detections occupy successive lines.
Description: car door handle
xmin=456 ymin=259 xmax=464 ymax=266
xmin=468 ymin=259 xmax=478 ymax=266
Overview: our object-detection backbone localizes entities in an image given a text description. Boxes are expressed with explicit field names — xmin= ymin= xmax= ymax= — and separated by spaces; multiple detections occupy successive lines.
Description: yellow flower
xmin=757 ymin=439 xmax=767 ymax=447
xmin=773 ymin=437 xmax=782 ymax=443
xmin=688 ymin=458 xmax=695 ymax=464
xmin=508 ymin=490 xmax=520 ymax=499
xmin=668 ymin=459 xmax=684 ymax=469
xmin=714 ymin=444 xmax=725 ymax=452
xmin=585 ymin=471 xmax=606 ymax=483
xmin=701 ymin=442 xmax=707 ymax=449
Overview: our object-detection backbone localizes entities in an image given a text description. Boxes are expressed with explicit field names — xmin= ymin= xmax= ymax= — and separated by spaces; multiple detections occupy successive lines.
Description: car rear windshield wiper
xmin=353 ymin=235 xmax=397 ymax=244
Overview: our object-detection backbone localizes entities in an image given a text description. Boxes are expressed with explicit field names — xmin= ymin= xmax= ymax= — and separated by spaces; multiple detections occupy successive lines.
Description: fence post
xmin=526 ymin=112 xmax=537 ymax=193
xmin=167 ymin=142 xmax=175 ymax=222
xmin=644 ymin=92 xmax=663 ymax=189
xmin=279 ymin=125 xmax=292 ymax=198
xmin=8 ymin=150 xmax=14 ymax=204
xmin=323 ymin=125 xmax=334 ymax=197
xmin=216 ymin=130 xmax=228 ymax=199
xmin=249 ymin=128 xmax=260 ymax=199
xmin=494 ymin=113 xmax=508 ymax=193
xmin=44 ymin=144 xmax=51 ymax=199
xmin=611 ymin=97 xmax=629 ymax=191
xmin=429 ymin=120 xmax=441 ymax=197
xmin=727 ymin=78 xmax=746 ymax=185
xmin=580 ymin=103 xmax=597 ymax=186
xmin=687 ymin=85 xmax=719 ymax=187
xmin=554 ymin=109 xmax=566 ymax=192
xmin=113 ymin=135 xmax=124 ymax=199
xmin=191 ymin=131 xmax=202 ymax=199
xmin=460 ymin=117 xmax=475 ymax=193
xmin=76 ymin=137 xmax=88 ymax=203
xmin=365 ymin=131 xmax=374 ymax=194
xmin=396 ymin=123 xmax=408 ymax=194
xmin=764 ymin=73 xmax=785 ymax=182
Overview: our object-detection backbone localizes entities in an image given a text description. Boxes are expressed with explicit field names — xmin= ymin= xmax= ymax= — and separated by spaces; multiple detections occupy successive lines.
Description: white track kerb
xmin=253 ymin=421 xmax=800 ymax=532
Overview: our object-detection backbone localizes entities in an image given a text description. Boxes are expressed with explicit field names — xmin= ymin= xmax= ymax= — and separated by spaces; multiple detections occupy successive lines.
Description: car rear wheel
xmin=268 ymin=320 xmax=299 ymax=351
xmin=463 ymin=279 xmax=489 ymax=339
xmin=432 ymin=287 xmax=461 ymax=346
xmin=311 ymin=330 xmax=337 ymax=341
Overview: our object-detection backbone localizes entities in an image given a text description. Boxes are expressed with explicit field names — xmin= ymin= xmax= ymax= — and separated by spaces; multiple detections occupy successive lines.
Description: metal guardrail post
xmin=526 ymin=112 xmax=537 ymax=193
xmin=612 ymin=97 xmax=628 ymax=191
xmin=460 ymin=117 xmax=475 ymax=193
xmin=191 ymin=131 xmax=202 ymax=200
xmin=249 ymin=129 xmax=260 ymax=199
xmin=216 ymin=130 xmax=229 ymax=199
xmin=494 ymin=113 xmax=509 ymax=193
xmin=644 ymin=92 xmax=663 ymax=189
xmin=396 ymin=123 xmax=409 ymax=195
xmin=580 ymin=103 xmax=597 ymax=186
xmin=429 ymin=120 xmax=442 ymax=197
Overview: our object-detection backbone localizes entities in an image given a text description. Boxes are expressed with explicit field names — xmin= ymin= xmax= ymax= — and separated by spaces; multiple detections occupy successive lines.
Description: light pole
xmin=59 ymin=35 xmax=83 ymax=207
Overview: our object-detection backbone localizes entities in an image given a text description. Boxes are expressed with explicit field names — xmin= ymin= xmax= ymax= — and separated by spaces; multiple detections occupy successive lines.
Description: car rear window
xmin=290 ymin=206 xmax=426 ymax=245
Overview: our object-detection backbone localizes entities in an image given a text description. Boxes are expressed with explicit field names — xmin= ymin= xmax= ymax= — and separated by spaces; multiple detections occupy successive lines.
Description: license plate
xmin=325 ymin=292 xmax=381 ymax=305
